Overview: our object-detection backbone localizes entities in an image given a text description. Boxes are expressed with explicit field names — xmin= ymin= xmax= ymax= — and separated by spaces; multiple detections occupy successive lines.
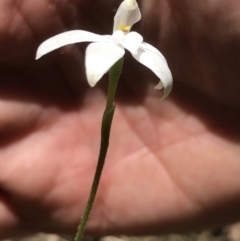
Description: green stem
xmin=74 ymin=58 xmax=124 ymax=241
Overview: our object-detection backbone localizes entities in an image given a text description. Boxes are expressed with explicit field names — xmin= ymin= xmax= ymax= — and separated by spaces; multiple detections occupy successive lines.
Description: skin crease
xmin=0 ymin=0 xmax=240 ymax=238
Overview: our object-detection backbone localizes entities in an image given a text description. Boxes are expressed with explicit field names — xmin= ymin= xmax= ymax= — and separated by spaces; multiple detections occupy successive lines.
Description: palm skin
xmin=0 ymin=0 xmax=240 ymax=238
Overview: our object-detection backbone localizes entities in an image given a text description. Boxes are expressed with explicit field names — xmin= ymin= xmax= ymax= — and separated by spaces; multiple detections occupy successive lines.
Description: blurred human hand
xmin=0 ymin=0 xmax=240 ymax=238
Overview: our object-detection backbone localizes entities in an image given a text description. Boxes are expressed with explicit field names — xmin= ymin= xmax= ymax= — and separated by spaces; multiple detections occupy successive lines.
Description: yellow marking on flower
xmin=125 ymin=0 xmax=135 ymax=6
xmin=118 ymin=24 xmax=131 ymax=33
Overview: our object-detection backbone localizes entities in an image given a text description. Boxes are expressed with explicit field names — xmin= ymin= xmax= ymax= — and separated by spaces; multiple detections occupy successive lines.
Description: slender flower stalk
xmin=36 ymin=0 xmax=173 ymax=240
xmin=75 ymin=58 xmax=123 ymax=241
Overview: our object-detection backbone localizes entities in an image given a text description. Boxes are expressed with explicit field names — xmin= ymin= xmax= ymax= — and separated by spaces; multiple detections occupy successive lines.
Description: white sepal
xmin=140 ymin=42 xmax=167 ymax=63
xmin=36 ymin=30 xmax=110 ymax=59
xmin=85 ymin=42 xmax=125 ymax=87
xmin=132 ymin=42 xmax=173 ymax=99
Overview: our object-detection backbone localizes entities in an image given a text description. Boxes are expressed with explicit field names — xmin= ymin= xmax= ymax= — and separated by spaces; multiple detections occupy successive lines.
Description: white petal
xmin=140 ymin=42 xmax=167 ymax=63
xmin=122 ymin=31 xmax=143 ymax=55
xmin=36 ymin=30 xmax=110 ymax=59
xmin=102 ymin=35 xmax=119 ymax=43
xmin=113 ymin=0 xmax=141 ymax=33
xmin=85 ymin=43 xmax=125 ymax=87
xmin=132 ymin=43 xmax=173 ymax=99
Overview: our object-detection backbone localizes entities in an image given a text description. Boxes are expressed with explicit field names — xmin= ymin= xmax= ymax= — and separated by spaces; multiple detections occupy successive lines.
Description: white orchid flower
xmin=36 ymin=0 xmax=173 ymax=99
